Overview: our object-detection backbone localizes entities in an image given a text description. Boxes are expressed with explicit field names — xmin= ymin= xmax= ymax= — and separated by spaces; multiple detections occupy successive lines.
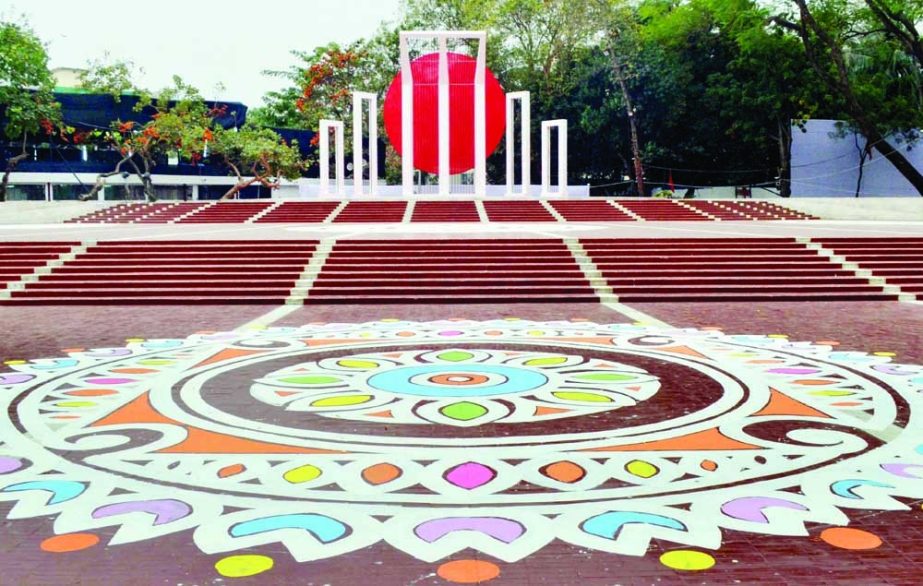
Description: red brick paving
xmin=2 ymin=300 xmax=923 ymax=585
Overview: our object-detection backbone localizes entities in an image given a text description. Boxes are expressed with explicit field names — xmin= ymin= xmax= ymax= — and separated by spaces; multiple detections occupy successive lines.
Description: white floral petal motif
xmin=251 ymin=348 xmax=661 ymax=427
xmin=414 ymin=399 xmax=511 ymax=427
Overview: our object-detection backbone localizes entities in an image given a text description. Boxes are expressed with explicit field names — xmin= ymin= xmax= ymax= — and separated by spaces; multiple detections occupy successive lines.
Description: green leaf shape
xmin=553 ymin=391 xmax=613 ymax=403
xmin=279 ymin=375 xmax=341 ymax=385
xmin=525 ymin=357 xmax=568 ymax=366
xmin=311 ymin=395 xmax=373 ymax=407
xmin=438 ymin=351 xmax=475 ymax=362
xmin=440 ymin=401 xmax=489 ymax=421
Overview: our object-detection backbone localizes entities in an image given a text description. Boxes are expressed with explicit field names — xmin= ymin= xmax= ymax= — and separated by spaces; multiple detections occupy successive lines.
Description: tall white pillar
xmin=541 ymin=119 xmax=568 ymax=197
xmin=352 ymin=92 xmax=379 ymax=197
xmin=505 ymin=91 xmax=531 ymax=196
xmin=319 ymin=120 xmax=345 ymax=197
xmin=473 ymin=33 xmax=487 ymax=196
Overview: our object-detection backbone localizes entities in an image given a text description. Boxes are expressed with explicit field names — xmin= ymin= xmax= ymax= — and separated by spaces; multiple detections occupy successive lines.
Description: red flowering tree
xmin=0 ymin=22 xmax=63 ymax=201
xmin=84 ymin=77 xmax=215 ymax=201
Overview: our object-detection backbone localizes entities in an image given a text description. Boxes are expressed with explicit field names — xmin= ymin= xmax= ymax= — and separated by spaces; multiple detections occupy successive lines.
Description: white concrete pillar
xmin=319 ymin=120 xmax=345 ymax=197
xmin=505 ymin=91 xmax=531 ymax=196
xmin=541 ymin=120 xmax=568 ymax=197
xmin=352 ymin=92 xmax=379 ymax=197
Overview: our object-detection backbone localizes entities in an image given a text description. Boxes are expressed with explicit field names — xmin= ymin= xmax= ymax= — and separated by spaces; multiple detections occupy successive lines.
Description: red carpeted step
xmin=175 ymin=201 xmax=274 ymax=223
xmin=40 ymin=273 xmax=301 ymax=282
xmin=27 ymin=280 xmax=296 ymax=289
xmin=482 ymin=201 xmax=556 ymax=222
xmin=615 ymin=200 xmax=711 ymax=221
xmin=256 ymin=202 xmax=340 ymax=223
xmin=0 ymin=296 xmax=287 ymax=305
xmin=304 ymin=293 xmax=601 ymax=304
xmin=333 ymin=201 xmax=407 ymax=223
xmin=548 ymin=200 xmax=635 ymax=221
xmin=11 ymin=287 xmax=292 ymax=298
xmin=616 ymin=292 xmax=894 ymax=302
xmin=679 ymin=201 xmax=752 ymax=220
xmin=411 ymin=201 xmax=480 ymax=222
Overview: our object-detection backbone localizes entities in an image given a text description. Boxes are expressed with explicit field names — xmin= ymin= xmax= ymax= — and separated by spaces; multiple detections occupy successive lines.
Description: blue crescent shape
xmin=582 ymin=511 xmax=686 ymax=540
xmin=229 ymin=513 xmax=348 ymax=543
xmin=3 ymin=480 xmax=87 ymax=504
xmin=831 ymin=479 xmax=895 ymax=499
xmin=30 ymin=359 xmax=80 ymax=371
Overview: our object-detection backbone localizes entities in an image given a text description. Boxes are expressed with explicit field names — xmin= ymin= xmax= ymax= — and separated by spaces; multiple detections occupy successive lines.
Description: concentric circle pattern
xmin=1 ymin=319 xmax=922 ymax=565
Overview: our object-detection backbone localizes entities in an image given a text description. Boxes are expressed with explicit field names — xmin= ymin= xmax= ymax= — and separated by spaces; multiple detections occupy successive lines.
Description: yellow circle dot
xmin=767 ymin=334 xmax=788 ymax=339
xmin=125 ymin=338 xmax=145 ymax=343
xmin=874 ymin=352 xmax=896 ymax=357
xmin=380 ymin=318 xmax=400 ymax=323
xmin=660 ymin=550 xmax=716 ymax=571
xmin=503 ymin=317 xmax=521 ymax=321
xmin=215 ymin=554 xmax=274 ymax=578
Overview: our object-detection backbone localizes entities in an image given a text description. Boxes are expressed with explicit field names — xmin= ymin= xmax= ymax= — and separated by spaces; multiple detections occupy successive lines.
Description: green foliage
xmin=210 ymin=125 xmax=305 ymax=182
xmin=78 ymin=56 xmax=138 ymax=102
xmin=0 ymin=21 xmax=61 ymax=142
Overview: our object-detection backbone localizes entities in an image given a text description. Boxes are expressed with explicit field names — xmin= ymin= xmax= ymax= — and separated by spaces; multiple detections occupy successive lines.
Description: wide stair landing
xmin=1 ymin=237 xmax=912 ymax=305
xmin=582 ymin=238 xmax=892 ymax=302
xmin=65 ymin=199 xmax=818 ymax=224
xmin=0 ymin=242 xmax=79 ymax=288
xmin=3 ymin=241 xmax=317 ymax=304
xmin=817 ymin=238 xmax=923 ymax=298
xmin=306 ymin=239 xmax=597 ymax=303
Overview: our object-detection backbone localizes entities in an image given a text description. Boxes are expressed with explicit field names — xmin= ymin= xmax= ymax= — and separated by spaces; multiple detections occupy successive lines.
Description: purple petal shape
xmin=92 ymin=499 xmax=192 ymax=525
xmin=415 ymin=517 xmax=525 ymax=544
xmin=767 ymin=368 xmax=820 ymax=375
xmin=85 ymin=377 xmax=135 ymax=385
xmin=0 ymin=457 xmax=23 ymax=474
xmin=0 ymin=374 xmax=34 ymax=385
xmin=881 ymin=463 xmax=923 ymax=479
xmin=721 ymin=496 xmax=809 ymax=523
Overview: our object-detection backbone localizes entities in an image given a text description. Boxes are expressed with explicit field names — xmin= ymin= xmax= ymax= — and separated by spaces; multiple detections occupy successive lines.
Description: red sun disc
xmin=383 ymin=52 xmax=507 ymax=175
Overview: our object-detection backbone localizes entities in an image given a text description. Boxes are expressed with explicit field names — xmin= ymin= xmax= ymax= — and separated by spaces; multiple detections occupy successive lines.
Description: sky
xmin=0 ymin=0 xmax=403 ymax=107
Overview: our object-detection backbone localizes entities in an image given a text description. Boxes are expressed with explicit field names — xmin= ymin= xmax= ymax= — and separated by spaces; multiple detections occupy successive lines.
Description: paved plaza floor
xmin=1 ymin=221 xmax=923 ymax=584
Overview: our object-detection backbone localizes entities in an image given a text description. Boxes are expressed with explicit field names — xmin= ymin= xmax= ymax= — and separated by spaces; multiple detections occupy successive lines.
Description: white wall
xmin=791 ymin=120 xmax=923 ymax=197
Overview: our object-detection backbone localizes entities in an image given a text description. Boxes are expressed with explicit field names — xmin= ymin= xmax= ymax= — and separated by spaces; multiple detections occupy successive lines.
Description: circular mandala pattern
xmin=251 ymin=348 xmax=660 ymax=426
xmin=1 ymin=319 xmax=922 ymax=567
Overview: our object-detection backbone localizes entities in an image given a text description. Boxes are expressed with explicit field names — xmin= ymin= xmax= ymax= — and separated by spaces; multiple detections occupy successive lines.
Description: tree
xmin=774 ymin=0 xmax=923 ymax=195
xmin=209 ymin=126 xmax=305 ymax=199
xmin=863 ymin=0 xmax=923 ymax=67
xmin=0 ymin=21 xmax=61 ymax=201
xmin=82 ymin=75 xmax=216 ymax=202
xmin=590 ymin=0 xmax=648 ymax=196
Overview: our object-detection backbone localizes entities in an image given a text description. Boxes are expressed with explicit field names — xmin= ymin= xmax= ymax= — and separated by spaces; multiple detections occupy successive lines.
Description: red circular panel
xmin=383 ymin=52 xmax=506 ymax=175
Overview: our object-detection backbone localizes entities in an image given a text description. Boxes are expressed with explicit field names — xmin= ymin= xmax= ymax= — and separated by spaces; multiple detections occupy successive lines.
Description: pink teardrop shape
xmin=444 ymin=462 xmax=497 ymax=490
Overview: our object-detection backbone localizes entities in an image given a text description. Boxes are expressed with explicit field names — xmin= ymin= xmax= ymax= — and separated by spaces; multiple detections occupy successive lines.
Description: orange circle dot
xmin=820 ymin=527 xmax=882 ymax=550
xmin=40 ymin=533 xmax=100 ymax=553
xmin=430 ymin=373 xmax=490 ymax=386
xmin=437 ymin=560 xmax=501 ymax=584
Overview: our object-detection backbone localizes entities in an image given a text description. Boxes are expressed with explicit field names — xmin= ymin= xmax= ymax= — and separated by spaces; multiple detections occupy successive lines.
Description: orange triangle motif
xmin=367 ymin=410 xmax=394 ymax=418
xmin=157 ymin=427 xmax=344 ymax=455
xmin=580 ymin=427 xmax=760 ymax=452
xmin=754 ymin=389 xmax=830 ymax=418
xmin=657 ymin=346 xmax=708 ymax=359
xmin=195 ymin=348 xmax=264 ymax=368
xmin=535 ymin=406 xmax=572 ymax=416
xmin=91 ymin=393 xmax=175 ymax=427
xmin=92 ymin=393 xmax=344 ymax=455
